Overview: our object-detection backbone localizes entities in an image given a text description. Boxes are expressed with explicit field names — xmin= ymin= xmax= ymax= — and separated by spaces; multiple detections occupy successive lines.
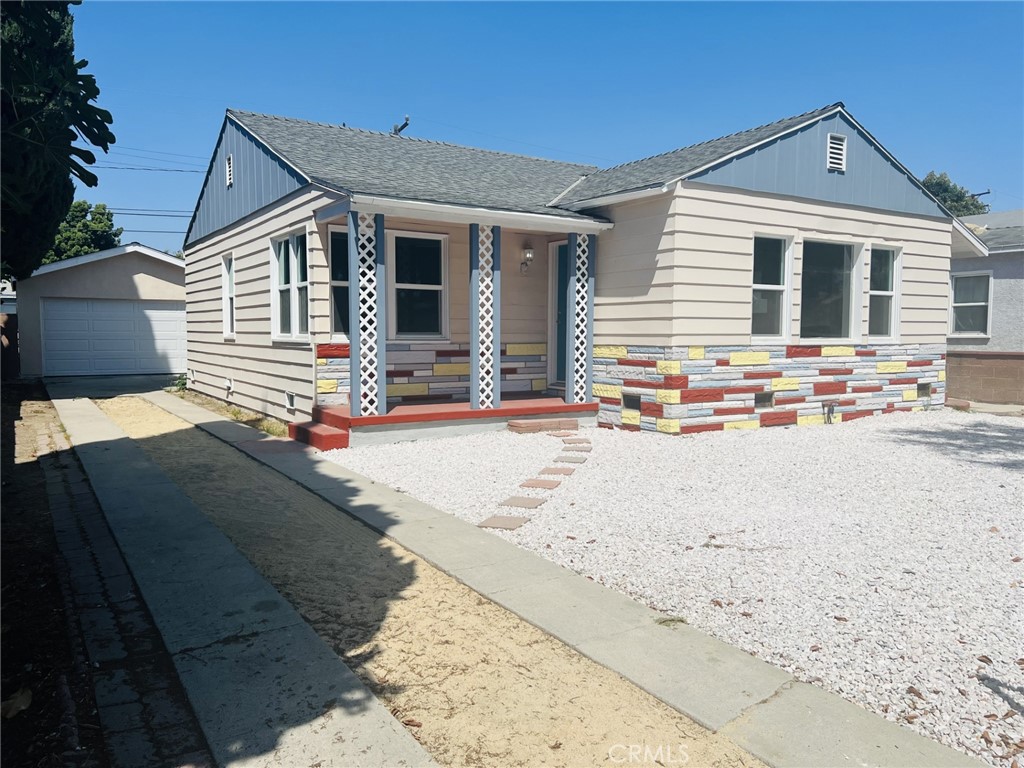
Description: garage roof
xmin=30 ymin=243 xmax=183 ymax=278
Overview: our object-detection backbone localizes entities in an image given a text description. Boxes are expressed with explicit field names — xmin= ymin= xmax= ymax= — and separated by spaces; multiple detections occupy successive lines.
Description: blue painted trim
xmin=564 ymin=232 xmax=578 ymax=404
xmin=374 ymin=213 xmax=387 ymax=416
xmin=469 ymin=223 xmax=481 ymax=410
xmin=492 ymin=225 xmax=502 ymax=409
xmin=347 ymin=211 xmax=361 ymax=417
xmin=585 ymin=235 xmax=595 ymax=402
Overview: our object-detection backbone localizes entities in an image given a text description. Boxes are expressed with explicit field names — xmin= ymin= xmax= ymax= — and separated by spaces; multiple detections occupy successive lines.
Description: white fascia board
xmin=560 ymin=184 xmax=673 ymax=211
xmin=348 ymin=194 xmax=613 ymax=234
xmin=29 ymin=244 xmax=183 ymax=277
xmin=314 ymin=198 xmax=352 ymax=223
xmin=952 ymin=219 xmax=989 ymax=258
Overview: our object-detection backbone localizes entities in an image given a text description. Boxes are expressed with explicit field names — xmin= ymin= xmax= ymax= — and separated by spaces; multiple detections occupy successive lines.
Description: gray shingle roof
xmin=961 ymin=210 xmax=1024 ymax=251
xmin=227 ymin=110 xmax=598 ymax=219
xmin=555 ymin=103 xmax=844 ymax=207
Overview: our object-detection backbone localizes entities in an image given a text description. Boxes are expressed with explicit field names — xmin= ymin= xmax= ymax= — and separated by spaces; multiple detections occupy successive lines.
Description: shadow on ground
xmin=887 ymin=417 xmax=1024 ymax=472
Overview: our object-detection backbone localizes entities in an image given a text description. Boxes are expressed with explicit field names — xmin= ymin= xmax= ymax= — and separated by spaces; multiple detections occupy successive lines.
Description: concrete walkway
xmin=48 ymin=378 xmax=982 ymax=768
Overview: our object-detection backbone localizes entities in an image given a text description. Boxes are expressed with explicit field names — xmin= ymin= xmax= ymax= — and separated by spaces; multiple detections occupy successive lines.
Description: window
xmin=271 ymin=232 xmax=308 ymax=339
xmin=329 ymin=229 xmax=349 ymax=336
xmin=950 ymin=273 xmax=992 ymax=336
xmin=827 ymin=134 xmax=847 ymax=172
xmin=868 ymin=248 xmax=897 ymax=337
xmin=222 ymin=254 xmax=235 ymax=337
xmin=800 ymin=241 xmax=854 ymax=339
xmin=752 ymin=237 xmax=787 ymax=338
xmin=225 ymin=154 xmax=233 ymax=187
xmin=389 ymin=233 xmax=446 ymax=338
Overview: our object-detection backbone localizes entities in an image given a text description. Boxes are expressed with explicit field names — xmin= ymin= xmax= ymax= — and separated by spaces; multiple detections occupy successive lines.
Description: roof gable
xmin=29 ymin=243 xmax=183 ymax=278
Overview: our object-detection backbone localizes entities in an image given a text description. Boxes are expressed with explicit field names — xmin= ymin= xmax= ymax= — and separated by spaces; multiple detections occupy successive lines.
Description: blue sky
xmin=71 ymin=1 xmax=1024 ymax=254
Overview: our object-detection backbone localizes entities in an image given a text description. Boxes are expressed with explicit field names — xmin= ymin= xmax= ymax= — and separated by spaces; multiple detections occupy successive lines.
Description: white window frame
xmin=948 ymin=270 xmax=993 ymax=339
xmin=327 ymin=224 xmax=350 ymax=342
xmin=750 ymin=234 xmax=793 ymax=344
xmin=386 ymin=230 xmax=449 ymax=341
xmin=866 ymin=246 xmax=902 ymax=342
xmin=221 ymin=252 xmax=235 ymax=339
xmin=269 ymin=230 xmax=310 ymax=343
xmin=797 ymin=238 xmax=865 ymax=345
xmin=827 ymin=133 xmax=847 ymax=172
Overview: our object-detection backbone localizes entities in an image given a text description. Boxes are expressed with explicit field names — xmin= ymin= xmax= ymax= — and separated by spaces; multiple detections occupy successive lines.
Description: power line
xmin=106 ymin=207 xmax=191 ymax=213
xmin=108 ymin=211 xmax=190 ymax=218
xmin=109 ymin=150 xmax=207 ymax=168
xmin=120 ymin=229 xmax=186 ymax=234
xmin=114 ymin=144 xmax=208 ymax=160
xmin=95 ymin=164 xmax=203 ymax=173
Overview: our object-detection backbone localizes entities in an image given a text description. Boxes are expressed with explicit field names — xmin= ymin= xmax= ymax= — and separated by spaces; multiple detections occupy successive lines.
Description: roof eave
xmin=28 ymin=244 xmax=182 ymax=278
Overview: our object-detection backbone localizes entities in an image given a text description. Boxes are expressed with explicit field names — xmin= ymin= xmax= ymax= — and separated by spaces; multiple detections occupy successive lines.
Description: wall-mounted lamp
xmin=520 ymin=244 xmax=535 ymax=274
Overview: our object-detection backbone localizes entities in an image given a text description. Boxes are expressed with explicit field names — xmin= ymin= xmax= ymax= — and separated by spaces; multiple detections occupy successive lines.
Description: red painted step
xmin=288 ymin=421 xmax=349 ymax=450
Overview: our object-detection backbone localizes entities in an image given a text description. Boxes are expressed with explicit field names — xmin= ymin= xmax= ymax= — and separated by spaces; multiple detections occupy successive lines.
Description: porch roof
xmin=228 ymin=109 xmax=605 ymax=223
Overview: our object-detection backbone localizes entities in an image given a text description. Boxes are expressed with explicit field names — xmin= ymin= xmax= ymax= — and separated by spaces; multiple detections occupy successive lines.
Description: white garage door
xmin=42 ymin=298 xmax=186 ymax=376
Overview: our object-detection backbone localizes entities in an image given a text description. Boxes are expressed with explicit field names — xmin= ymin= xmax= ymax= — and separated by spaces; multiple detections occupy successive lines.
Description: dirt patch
xmin=97 ymin=396 xmax=762 ymax=768
xmin=172 ymin=388 xmax=288 ymax=437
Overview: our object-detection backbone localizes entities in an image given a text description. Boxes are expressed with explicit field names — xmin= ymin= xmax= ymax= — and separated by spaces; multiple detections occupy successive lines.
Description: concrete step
xmin=508 ymin=418 xmax=578 ymax=434
xmin=288 ymin=421 xmax=349 ymax=450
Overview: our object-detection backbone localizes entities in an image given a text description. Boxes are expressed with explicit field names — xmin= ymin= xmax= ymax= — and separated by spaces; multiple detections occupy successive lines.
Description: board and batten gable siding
xmin=668 ymin=183 xmax=952 ymax=346
xmin=186 ymin=187 xmax=340 ymax=421
xmin=186 ymin=116 xmax=308 ymax=247
xmin=689 ymin=112 xmax=945 ymax=220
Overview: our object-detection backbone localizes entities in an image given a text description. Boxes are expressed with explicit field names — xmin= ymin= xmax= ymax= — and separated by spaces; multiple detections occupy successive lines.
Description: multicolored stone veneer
xmin=315 ymin=342 xmax=548 ymax=408
xmin=593 ymin=344 xmax=946 ymax=434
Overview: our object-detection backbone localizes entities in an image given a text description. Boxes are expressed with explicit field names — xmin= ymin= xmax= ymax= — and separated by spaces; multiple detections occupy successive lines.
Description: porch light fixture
xmin=520 ymin=244 xmax=534 ymax=274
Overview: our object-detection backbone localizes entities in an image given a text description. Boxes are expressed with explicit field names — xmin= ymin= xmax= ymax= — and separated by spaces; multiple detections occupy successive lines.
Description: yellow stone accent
xmin=594 ymin=345 xmax=628 ymax=359
xmin=656 ymin=360 xmax=681 ymax=374
xmin=938 ymin=370 xmax=946 ymax=382
xmin=433 ymin=363 xmax=470 ymax=375
xmin=725 ymin=419 xmax=759 ymax=430
xmin=592 ymin=383 xmax=622 ymax=399
xmin=902 ymin=390 xmax=918 ymax=401
xmin=506 ymin=343 xmax=547 ymax=356
xmin=621 ymin=410 xmax=641 ymax=425
xmin=387 ymin=382 xmax=429 ymax=396
xmin=876 ymin=361 xmax=908 ymax=374
xmin=729 ymin=351 xmax=770 ymax=366
xmin=688 ymin=346 xmax=705 ymax=360
xmin=656 ymin=418 xmax=680 ymax=434
xmin=316 ymin=379 xmax=338 ymax=394
xmin=316 ymin=357 xmax=327 ymax=365
xmin=822 ymin=346 xmax=856 ymax=357
xmin=531 ymin=378 xmax=547 ymax=391
xmin=656 ymin=389 xmax=681 ymax=404
xmin=912 ymin=406 xmax=924 ymax=412
xmin=798 ymin=414 xmax=825 ymax=426
xmin=771 ymin=377 xmax=800 ymax=391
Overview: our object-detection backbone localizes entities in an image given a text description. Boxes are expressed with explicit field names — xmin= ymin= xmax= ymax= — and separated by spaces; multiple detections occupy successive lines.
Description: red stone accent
xmin=500 ymin=366 xmax=519 ymax=375
xmin=888 ymin=378 xmax=919 ymax=386
xmin=852 ymin=385 xmax=883 ymax=393
xmin=678 ymin=388 xmax=726 ymax=404
xmin=619 ymin=423 xmax=641 ymax=432
xmin=726 ymin=385 xmax=766 ymax=395
xmin=316 ymin=343 xmax=350 ymax=358
xmin=837 ymin=399 xmax=856 ymax=407
xmin=641 ymin=401 xmax=664 ymax=417
xmin=855 ymin=349 xmax=877 ymax=357
xmin=743 ymin=371 xmax=783 ymax=379
xmin=843 ymin=410 xmax=876 ymax=421
xmin=714 ymin=406 xmax=754 ymax=416
xmin=443 ymin=349 xmax=471 ymax=357
xmin=819 ymin=368 xmax=853 ymax=376
xmin=813 ymin=381 xmax=848 ymax=396
xmin=940 ymin=354 xmax=946 ymax=360
xmin=680 ymin=423 xmax=724 ymax=434
xmin=715 ymin=359 xmax=730 ymax=366
xmin=787 ymin=346 xmax=822 ymax=358
xmin=907 ymin=360 xmax=934 ymax=367
xmin=619 ymin=358 xmax=657 ymax=367
xmin=598 ymin=421 xmax=614 ymax=430
xmin=387 ymin=369 xmax=416 ymax=378
xmin=774 ymin=396 xmax=806 ymax=405
xmin=663 ymin=375 xmax=689 ymax=389
xmin=599 ymin=397 xmax=619 ymax=406
xmin=622 ymin=379 xmax=660 ymax=389
xmin=760 ymin=410 xmax=798 ymax=427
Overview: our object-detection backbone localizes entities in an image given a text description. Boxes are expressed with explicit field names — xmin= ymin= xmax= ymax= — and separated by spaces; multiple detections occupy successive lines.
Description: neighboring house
xmin=947 ymin=210 xmax=1024 ymax=404
xmin=184 ymin=102 xmax=978 ymax=444
xmin=18 ymin=244 xmax=186 ymax=377
xmin=0 ymin=279 xmax=16 ymax=315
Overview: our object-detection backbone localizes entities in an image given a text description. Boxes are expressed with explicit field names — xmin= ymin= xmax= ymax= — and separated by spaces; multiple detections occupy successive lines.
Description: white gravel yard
xmin=325 ymin=409 xmax=1024 ymax=765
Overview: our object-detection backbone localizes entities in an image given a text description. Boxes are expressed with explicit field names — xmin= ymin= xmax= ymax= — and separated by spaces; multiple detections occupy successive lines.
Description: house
xmin=18 ymin=244 xmax=186 ymax=377
xmin=947 ymin=210 xmax=1024 ymax=404
xmin=183 ymin=102 xmax=976 ymax=446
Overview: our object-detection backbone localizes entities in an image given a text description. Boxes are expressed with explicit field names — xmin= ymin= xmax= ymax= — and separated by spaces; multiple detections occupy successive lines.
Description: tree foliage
xmin=921 ymin=171 xmax=990 ymax=217
xmin=44 ymin=200 xmax=122 ymax=264
xmin=1 ymin=1 xmax=115 ymax=280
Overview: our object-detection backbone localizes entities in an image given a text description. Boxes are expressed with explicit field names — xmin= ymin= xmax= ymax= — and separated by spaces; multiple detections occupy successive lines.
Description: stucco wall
xmin=18 ymin=252 xmax=185 ymax=377
xmin=948 ymin=252 xmax=1024 ymax=353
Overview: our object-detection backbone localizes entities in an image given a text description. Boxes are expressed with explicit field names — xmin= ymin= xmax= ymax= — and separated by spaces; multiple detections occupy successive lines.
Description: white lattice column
xmin=470 ymin=224 xmax=501 ymax=409
xmin=347 ymin=211 xmax=387 ymax=416
xmin=563 ymin=233 xmax=593 ymax=404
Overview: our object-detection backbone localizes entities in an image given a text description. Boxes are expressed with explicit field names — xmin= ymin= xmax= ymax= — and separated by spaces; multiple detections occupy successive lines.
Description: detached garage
xmin=18 ymin=244 xmax=186 ymax=377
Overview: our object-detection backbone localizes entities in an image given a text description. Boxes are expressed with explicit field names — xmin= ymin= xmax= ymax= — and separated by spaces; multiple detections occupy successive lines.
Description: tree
xmin=44 ymin=200 xmax=122 ymax=264
xmin=921 ymin=171 xmax=990 ymax=217
xmin=1 ymin=1 xmax=115 ymax=280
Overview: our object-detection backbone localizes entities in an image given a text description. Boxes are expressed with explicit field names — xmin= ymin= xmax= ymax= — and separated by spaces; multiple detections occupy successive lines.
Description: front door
xmin=554 ymin=243 xmax=569 ymax=383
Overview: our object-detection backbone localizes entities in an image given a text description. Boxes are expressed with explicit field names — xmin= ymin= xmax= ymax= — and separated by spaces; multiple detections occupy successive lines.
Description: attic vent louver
xmin=826 ymin=133 xmax=847 ymax=172
xmin=225 ymin=154 xmax=234 ymax=187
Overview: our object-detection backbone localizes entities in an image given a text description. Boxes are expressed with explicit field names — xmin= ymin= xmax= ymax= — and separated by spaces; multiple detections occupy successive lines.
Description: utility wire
xmin=109 ymin=150 xmax=207 ymax=168
xmin=113 ymin=144 xmax=208 ymax=160
xmin=95 ymin=164 xmax=203 ymax=173
xmin=106 ymin=207 xmax=191 ymax=213
xmin=120 ymin=229 xmax=186 ymax=234
xmin=107 ymin=211 xmax=190 ymax=218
